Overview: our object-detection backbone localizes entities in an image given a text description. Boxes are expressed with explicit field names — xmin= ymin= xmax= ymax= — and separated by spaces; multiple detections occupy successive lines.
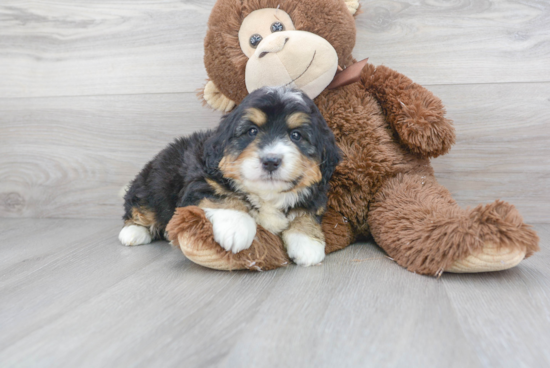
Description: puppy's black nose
xmin=261 ymin=155 xmax=282 ymax=173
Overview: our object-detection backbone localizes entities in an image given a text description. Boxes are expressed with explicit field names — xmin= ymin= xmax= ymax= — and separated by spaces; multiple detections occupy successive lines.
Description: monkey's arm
xmin=360 ymin=63 xmax=455 ymax=158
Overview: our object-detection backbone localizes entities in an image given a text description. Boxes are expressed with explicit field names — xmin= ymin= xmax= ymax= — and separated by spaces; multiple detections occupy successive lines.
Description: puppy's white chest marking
xmin=251 ymin=202 xmax=289 ymax=235
xmin=247 ymin=192 xmax=297 ymax=234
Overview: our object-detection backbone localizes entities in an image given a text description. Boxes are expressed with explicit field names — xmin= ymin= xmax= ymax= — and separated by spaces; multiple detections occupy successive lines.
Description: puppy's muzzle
xmin=261 ymin=154 xmax=282 ymax=173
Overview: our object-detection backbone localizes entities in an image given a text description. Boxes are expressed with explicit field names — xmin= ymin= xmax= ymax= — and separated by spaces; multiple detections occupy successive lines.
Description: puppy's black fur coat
xmin=123 ymin=87 xmax=340 ymax=239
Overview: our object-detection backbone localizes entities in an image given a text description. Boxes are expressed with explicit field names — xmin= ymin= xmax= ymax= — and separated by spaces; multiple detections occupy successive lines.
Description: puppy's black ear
xmin=313 ymin=109 xmax=341 ymax=186
xmin=203 ymin=105 xmax=242 ymax=178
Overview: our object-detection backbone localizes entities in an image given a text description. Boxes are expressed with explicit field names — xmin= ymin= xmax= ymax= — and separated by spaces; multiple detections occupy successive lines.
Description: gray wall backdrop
xmin=1 ymin=0 xmax=549 ymax=222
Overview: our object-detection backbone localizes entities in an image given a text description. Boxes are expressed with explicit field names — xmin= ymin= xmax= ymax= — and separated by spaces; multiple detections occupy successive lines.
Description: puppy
xmin=119 ymin=86 xmax=340 ymax=266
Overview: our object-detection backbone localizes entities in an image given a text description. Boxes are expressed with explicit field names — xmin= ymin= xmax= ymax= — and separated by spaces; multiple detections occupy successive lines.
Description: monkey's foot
xmin=446 ymin=242 xmax=526 ymax=273
xmin=445 ymin=201 xmax=539 ymax=274
xmin=166 ymin=206 xmax=289 ymax=271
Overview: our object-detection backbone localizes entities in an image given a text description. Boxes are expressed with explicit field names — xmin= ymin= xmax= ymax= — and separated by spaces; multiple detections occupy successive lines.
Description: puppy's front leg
xmin=283 ymin=213 xmax=326 ymax=267
xmin=199 ymin=198 xmax=256 ymax=254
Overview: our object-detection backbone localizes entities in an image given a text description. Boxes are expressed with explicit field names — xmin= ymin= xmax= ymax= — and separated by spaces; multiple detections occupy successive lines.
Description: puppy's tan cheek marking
xmin=289 ymin=155 xmax=322 ymax=191
xmin=282 ymin=141 xmax=318 ymax=185
xmin=199 ymin=198 xmax=249 ymax=212
xmin=286 ymin=112 xmax=310 ymax=129
xmin=301 ymin=156 xmax=322 ymax=186
xmin=244 ymin=108 xmax=267 ymax=127
xmin=219 ymin=155 xmax=240 ymax=181
xmin=279 ymin=137 xmax=320 ymax=188
xmin=288 ymin=213 xmax=324 ymax=242
xmin=219 ymin=141 xmax=259 ymax=183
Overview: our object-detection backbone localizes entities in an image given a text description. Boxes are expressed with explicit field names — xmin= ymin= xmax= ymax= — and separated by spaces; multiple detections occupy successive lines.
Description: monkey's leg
xmin=166 ymin=206 xmax=289 ymax=271
xmin=322 ymin=208 xmax=356 ymax=255
xmin=368 ymin=173 xmax=539 ymax=276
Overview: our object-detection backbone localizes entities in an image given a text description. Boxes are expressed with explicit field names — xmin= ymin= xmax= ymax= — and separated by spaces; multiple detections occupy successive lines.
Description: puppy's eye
xmin=290 ymin=131 xmax=302 ymax=142
xmin=248 ymin=127 xmax=259 ymax=137
xmin=271 ymin=22 xmax=284 ymax=33
xmin=250 ymin=34 xmax=263 ymax=48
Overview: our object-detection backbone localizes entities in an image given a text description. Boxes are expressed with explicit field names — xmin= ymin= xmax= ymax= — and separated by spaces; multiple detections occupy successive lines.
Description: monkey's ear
xmin=199 ymin=80 xmax=236 ymax=113
xmin=344 ymin=0 xmax=360 ymax=16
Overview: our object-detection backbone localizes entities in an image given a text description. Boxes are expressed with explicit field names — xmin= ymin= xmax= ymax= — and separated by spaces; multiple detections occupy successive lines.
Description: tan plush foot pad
xmin=446 ymin=242 xmax=526 ymax=273
xmin=166 ymin=206 xmax=290 ymax=271
xmin=177 ymin=231 xmax=237 ymax=271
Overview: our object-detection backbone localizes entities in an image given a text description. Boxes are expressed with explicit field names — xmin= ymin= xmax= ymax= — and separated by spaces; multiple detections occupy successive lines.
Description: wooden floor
xmin=0 ymin=220 xmax=548 ymax=367
xmin=1 ymin=0 xmax=550 ymax=367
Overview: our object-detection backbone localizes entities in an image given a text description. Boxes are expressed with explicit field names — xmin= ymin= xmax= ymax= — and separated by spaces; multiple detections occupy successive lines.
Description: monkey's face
xmin=239 ymin=9 xmax=338 ymax=100
xmin=203 ymin=0 xmax=358 ymax=107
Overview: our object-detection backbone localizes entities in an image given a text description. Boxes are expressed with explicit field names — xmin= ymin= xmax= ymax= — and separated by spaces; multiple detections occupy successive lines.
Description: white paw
xmin=283 ymin=232 xmax=325 ymax=267
xmin=119 ymin=225 xmax=152 ymax=246
xmin=204 ymin=209 xmax=256 ymax=253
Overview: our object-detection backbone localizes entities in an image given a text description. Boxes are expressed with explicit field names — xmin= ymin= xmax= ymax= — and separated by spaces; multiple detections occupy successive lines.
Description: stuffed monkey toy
xmin=166 ymin=0 xmax=539 ymax=275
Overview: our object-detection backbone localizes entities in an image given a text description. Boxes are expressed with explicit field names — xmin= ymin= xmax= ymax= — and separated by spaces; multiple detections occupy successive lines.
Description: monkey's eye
xmin=248 ymin=127 xmax=259 ymax=137
xmin=290 ymin=131 xmax=302 ymax=142
xmin=271 ymin=22 xmax=284 ymax=33
xmin=249 ymin=34 xmax=263 ymax=48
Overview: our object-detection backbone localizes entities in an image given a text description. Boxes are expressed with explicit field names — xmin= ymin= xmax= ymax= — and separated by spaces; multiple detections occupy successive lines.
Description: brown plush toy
xmin=166 ymin=0 xmax=539 ymax=275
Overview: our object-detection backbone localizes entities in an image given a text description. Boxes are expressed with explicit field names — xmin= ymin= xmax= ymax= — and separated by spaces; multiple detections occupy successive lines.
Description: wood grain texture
xmin=430 ymin=82 xmax=550 ymax=223
xmin=1 ymin=0 xmax=549 ymax=99
xmin=0 ymin=0 xmax=215 ymax=98
xmin=441 ymin=224 xmax=550 ymax=367
xmin=1 ymin=82 xmax=548 ymax=221
xmin=0 ymin=93 xmax=221 ymax=219
xmin=432 ymin=82 xmax=550 ymax=174
xmin=0 ymin=219 xmax=548 ymax=367
xmin=357 ymin=0 xmax=550 ymax=85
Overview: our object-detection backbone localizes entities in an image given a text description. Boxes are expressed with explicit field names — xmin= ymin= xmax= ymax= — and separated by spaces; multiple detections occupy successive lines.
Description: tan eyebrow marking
xmin=244 ymin=107 xmax=267 ymax=126
xmin=286 ymin=112 xmax=310 ymax=129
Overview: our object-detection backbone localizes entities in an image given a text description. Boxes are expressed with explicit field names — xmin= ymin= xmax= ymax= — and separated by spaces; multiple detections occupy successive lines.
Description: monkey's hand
xmin=360 ymin=63 xmax=455 ymax=158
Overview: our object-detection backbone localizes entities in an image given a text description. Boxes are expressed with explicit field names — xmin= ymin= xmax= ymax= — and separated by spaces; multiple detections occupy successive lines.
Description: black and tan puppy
xmin=119 ymin=86 xmax=340 ymax=266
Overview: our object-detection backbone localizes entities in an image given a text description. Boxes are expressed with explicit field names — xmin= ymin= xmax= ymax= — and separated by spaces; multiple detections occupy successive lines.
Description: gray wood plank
xmin=431 ymin=83 xmax=550 ymax=174
xmin=442 ymin=224 xmax=550 ymax=368
xmin=0 ymin=0 xmax=215 ymax=98
xmin=430 ymin=82 xmax=550 ymax=223
xmin=219 ymin=245 xmax=483 ymax=368
xmin=0 ymin=93 xmax=221 ymax=219
xmin=0 ymin=219 xmax=173 ymax=351
xmin=1 ymin=0 xmax=549 ymax=99
xmin=437 ymin=172 xmax=549 ymax=224
xmin=0 ymin=218 xmax=117 ymax=286
xmin=357 ymin=0 xmax=550 ymax=85
xmin=1 ymin=82 xmax=548 ymax=222
xmin=1 ymin=220 xmax=548 ymax=367
xmin=0 ymin=219 xmax=283 ymax=367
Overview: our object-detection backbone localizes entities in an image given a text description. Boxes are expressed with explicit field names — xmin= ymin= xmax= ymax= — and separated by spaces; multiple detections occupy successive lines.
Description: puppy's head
xmin=205 ymin=86 xmax=340 ymax=194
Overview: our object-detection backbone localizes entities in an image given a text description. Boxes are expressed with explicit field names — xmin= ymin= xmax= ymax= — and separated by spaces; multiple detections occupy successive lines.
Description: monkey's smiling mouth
xmin=285 ymin=51 xmax=316 ymax=86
